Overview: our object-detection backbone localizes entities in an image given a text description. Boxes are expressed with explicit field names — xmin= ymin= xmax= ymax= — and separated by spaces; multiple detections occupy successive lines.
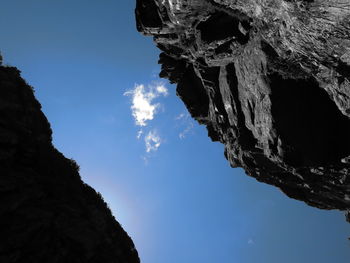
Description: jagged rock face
xmin=0 ymin=65 xmax=139 ymax=262
xmin=136 ymin=0 xmax=350 ymax=211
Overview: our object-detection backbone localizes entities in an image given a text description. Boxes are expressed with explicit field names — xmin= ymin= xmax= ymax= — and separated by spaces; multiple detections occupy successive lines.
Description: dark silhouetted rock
xmin=0 ymin=65 xmax=139 ymax=263
xmin=136 ymin=0 xmax=350 ymax=218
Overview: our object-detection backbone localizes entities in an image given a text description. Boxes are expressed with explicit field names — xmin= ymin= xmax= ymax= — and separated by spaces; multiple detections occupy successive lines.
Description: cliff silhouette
xmin=0 ymin=62 xmax=139 ymax=263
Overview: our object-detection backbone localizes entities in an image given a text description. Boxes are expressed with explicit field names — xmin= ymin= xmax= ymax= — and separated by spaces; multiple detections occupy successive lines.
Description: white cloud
xmin=124 ymin=83 xmax=168 ymax=127
xmin=145 ymin=130 xmax=162 ymax=153
xmin=248 ymin=239 xmax=254 ymax=245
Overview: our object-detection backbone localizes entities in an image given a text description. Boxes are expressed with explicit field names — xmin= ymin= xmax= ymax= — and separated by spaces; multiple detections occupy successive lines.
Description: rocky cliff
xmin=0 ymin=61 xmax=139 ymax=262
xmin=136 ymin=0 xmax=350 ymax=219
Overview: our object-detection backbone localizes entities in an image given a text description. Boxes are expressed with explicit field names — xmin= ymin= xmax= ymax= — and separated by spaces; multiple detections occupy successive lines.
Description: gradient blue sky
xmin=1 ymin=1 xmax=349 ymax=262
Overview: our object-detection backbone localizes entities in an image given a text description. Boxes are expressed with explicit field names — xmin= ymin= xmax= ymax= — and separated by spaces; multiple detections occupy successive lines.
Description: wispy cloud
xmin=124 ymin=83 xmax=168 ymax=127
xmin=175 ymin=113 xmax=186 ymax=120
xmin=175 ymin=112 xmax=195 ymax=139
xmin=145 ymin=130 xmax=162 ymax=153
xmin=179 ymin=121 xmax=194 ymax=139
xmin=137 ymin=129 xmax=143 ymax=139
xmin=99 ymin=115 xmax=116 ymax=125
xmin=248 ymin=238 xmax=254 ymax=245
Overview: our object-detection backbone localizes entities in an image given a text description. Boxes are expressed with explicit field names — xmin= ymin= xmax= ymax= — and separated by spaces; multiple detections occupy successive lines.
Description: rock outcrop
xmin=0 ymin=62 xmax=139 ymax=262
xmin=136 ymin=0 xmax=350 ymax=218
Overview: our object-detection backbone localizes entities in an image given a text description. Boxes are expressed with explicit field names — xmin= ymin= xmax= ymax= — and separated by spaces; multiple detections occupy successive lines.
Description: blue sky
xmin=1 ymin=1 xmax=349 ymax=262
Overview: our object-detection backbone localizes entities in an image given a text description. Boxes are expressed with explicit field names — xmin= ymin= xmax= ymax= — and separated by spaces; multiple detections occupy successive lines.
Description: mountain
xmin=0 ymin=62 xmax=139 ymax=263
xmin=136 ymin=0 xmax=350 ymax=221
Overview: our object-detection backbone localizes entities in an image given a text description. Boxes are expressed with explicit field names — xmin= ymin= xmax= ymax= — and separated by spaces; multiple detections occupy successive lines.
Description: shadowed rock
xmin=0 ymin=65 xmax=139 ymax=263
xmin=135 ymin=0 xmax=350 ymax=219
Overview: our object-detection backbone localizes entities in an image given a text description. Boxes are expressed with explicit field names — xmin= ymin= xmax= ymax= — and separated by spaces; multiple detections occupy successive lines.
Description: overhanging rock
xmin=136 ymin=0 xmax=350 ymax=216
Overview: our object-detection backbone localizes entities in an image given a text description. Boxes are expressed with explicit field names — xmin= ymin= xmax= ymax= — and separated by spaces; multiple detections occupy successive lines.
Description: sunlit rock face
xmin=0 ymin=64 xmax=139 ymax=262
xmin=136 ymin=0 xmax=350 ymax=215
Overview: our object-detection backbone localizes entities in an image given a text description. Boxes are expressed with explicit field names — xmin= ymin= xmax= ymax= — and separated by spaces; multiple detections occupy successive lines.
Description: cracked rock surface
xmin=136 ymin=0 xmax=350 ymax=218
xmin=0 ymin=63 xmax=139 ymax=263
